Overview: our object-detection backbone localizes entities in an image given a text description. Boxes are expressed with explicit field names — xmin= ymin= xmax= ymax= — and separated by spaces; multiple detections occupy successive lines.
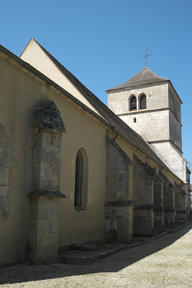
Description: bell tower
xmin=106 ymin=67 xmax=186 ymax=182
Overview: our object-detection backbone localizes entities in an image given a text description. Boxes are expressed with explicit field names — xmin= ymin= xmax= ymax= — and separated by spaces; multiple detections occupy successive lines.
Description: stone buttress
xmin=133 ymin=155 xmax=154 ymax=235
xmin=28 ymin=100 xmax=66 ymax=264
xmin=160 ymin=171 xmax=175 ymax=226
xmin=175 ymin=183 xmax=188 ymax=221
xmin=0 ymin=123 xmax=17 ymax=216
xmin=105 ymin=136 xmax=134 ymax=243
xmin=146 ymin=163 xmax=164 ymax=230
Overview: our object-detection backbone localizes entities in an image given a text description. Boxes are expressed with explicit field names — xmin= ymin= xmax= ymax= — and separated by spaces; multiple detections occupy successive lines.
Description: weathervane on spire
xmin=141 ymin=48 xmax=151 ymax=67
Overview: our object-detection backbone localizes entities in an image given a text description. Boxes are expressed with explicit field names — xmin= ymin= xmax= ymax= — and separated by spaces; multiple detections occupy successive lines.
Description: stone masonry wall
xmin=32 ymin=130 xmax=62 ymax=192
xmin=151 ymin=142 xmax=186 ymax=182
xmin=29 ymin=196 xmax=61 ymax=263
xmin=108 ymin=83 xmax=169 ymax=115
xmin=28 ymin=100 xmax=66 ymax=264
xmin=160 ymin=172 xmax=175 ymax=226
xmin=133 ymin=155 xmax=154 ymax=234
xmin=160 ymin=172 xmax=175 ymax=210
xmin=133 ymin=156 xmax=154 ymax=206
xmin=168 ymin=85 xmax=181 ymax=122
xmin=107 ymin=81 xmax=184 ymax=185
xmin=119 ymin=110 xmax=169 ymax=142
xmin=106 ymin=137 xmax=132 ymax=201
xmin=105 ymin=137 xmax=134 ymax=242
xmin=154 ymin=176 xmax=163 ymax=209
xmin=154 ymin=175 xmax=164 ymax=229
xmin=0 ymin=123 xmax=16 ymax=216
xmin=169 ymin=111 xmax=182 ymax=151
xmin=175 ymin=184 xmax=187 ymax=220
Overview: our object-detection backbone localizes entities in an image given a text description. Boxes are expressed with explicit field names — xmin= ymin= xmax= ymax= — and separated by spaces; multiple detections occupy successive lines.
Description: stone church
xmin=0 ymin=38 xmax=190 ymax=266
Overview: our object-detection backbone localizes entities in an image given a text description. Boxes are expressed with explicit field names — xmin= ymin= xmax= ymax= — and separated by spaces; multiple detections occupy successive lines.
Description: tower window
xmin=130 ymin=96 xmax=137 ymax=110
xmin=140 ymin=94 xmax=146 ymax=109
xmin=133 ymin=117 xmax=137 ymax=123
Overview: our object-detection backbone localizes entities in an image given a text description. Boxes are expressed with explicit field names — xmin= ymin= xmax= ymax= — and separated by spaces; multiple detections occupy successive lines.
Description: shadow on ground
xmin=0 ymin=222 xmax=192 ymax=285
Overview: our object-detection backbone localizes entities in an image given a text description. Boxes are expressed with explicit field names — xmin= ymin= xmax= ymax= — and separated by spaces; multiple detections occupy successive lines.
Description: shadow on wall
xmin=0 ymin=222 xmax=192 ymax=285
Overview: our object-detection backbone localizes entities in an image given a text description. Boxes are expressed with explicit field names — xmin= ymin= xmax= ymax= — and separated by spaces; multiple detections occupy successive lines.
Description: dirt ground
xmin=0 ymin=222 xmax=192 ymax=288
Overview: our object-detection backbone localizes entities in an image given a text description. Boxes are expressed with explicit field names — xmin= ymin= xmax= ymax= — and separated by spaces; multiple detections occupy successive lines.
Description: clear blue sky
xmin=1 ymin=0 xmax=192 ymax=173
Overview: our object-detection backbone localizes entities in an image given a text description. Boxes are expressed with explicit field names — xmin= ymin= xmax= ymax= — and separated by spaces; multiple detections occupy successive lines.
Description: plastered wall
xmin=0 ymin=56 xmax=45 ymax=265
xmin=20 ymin=39 xmax=101 ymax=116
xmin=0 ymin=54 xmax=107 ymax=265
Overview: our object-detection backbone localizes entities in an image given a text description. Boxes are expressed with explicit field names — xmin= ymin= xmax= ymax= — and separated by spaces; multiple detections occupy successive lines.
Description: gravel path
xmin=1 ymin=222 xmax=192 ymax=288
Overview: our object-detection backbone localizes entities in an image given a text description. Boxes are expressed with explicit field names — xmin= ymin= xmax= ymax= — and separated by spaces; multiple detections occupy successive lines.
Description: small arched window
xmin=74 ymin=148 xmax=88 ymax=210
xmin=140 ymin=94 xmax=146 ymax=109
xmin=74 ymin=150 xmax=83 ymax=207
xmin=130 ymin=96 xmax=137 ymax=111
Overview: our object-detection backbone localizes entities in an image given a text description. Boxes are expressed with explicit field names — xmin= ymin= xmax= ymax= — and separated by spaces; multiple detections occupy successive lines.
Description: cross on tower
xmin=141 ymin=48 xmax=151 ymax=67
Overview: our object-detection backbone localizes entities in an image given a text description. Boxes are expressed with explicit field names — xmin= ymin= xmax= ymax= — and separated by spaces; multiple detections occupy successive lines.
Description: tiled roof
xmin=106 ymin=67 xmax=168 ymax=91
xmin=33 ymin=40 xmax=175 ymax=174
xmin=106 ymin=66 xmax=182 ymax=104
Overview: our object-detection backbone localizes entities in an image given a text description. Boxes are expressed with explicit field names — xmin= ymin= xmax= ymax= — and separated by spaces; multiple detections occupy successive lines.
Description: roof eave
xmin=106 ymin=79 xmax=169 ymax=93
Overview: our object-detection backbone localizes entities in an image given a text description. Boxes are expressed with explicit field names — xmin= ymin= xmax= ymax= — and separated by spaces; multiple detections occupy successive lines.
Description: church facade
xmin=0 ymin=39 xmax=190 ymax=266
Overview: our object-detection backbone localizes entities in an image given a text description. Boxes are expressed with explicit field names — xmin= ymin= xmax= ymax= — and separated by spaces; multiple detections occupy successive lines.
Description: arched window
xmin=74 ymin=150 xmax=83 ymax=207
xmin=130 ymin=96 xmax=137 ymax=111
xmin=140 ymin=94 xmax=146 ymax=109
xmin=74 ymin=148 xmax=88 ymax=210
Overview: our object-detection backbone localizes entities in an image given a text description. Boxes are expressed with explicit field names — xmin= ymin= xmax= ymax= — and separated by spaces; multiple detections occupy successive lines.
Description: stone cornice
xmin=117 ymin=107 xmax=181 ymax=125
xmin=104 ymin=200 xmax=135 ymax=206
xmin=28 ymin=189 xmax=66 ymax=198
xmin=148 ymin=139 xmax=182 ymax=154
xmin=134 ymin=204 xmax=155 ymax=209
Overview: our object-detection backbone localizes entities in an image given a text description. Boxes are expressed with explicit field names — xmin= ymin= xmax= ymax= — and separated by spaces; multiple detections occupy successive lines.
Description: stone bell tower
xmin=106 ymin=67 xmax=187 ymax=182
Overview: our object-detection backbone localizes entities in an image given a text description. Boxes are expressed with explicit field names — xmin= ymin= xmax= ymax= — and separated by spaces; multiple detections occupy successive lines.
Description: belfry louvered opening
xmin=140 ymin=94 xmax=146 ymax=109
xmin=130 ymin=96 xmax=137 ymax=110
